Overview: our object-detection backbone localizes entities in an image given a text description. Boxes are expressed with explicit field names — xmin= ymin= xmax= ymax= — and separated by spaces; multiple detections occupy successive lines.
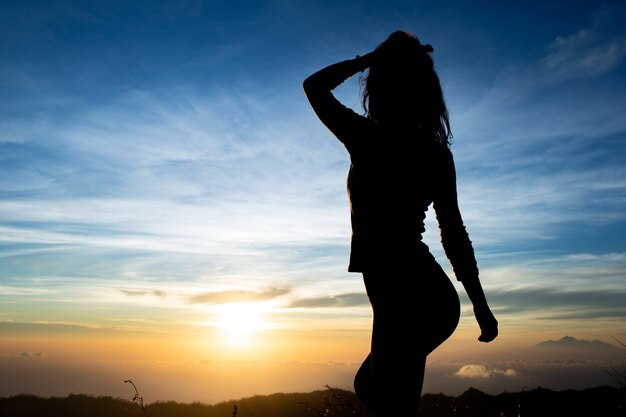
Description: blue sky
xmin=1 ymin=0 xmax=626 ymax=402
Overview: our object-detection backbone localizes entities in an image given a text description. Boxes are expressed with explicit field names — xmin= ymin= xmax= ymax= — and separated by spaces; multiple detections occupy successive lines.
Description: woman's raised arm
xmin=303 ymin=54 xmax=375 ymax=148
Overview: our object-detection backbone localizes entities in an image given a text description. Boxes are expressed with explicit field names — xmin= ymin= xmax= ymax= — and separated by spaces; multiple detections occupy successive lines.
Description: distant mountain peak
xmin=558 ymin=336 xmax=577 ymax=343
xmin=534 ymin=336 xmax=619 ymax=350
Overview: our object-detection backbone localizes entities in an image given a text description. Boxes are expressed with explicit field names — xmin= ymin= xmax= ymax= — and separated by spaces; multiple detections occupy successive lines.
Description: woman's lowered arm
xmin=433 ymin=149 xmax=498 ymax=343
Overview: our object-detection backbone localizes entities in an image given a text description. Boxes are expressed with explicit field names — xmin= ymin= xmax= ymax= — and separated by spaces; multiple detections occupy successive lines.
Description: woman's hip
xmin=362 ymin=259 xmax=460 ymax=317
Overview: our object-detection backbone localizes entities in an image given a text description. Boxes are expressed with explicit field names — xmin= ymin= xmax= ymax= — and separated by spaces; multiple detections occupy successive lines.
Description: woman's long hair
xmin=362 ymin=31 xmax=452 ymax=146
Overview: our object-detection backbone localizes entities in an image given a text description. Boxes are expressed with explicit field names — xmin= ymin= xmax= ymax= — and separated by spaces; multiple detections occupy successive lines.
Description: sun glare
xmin=214 ymin=302 xmax=269 ymax=346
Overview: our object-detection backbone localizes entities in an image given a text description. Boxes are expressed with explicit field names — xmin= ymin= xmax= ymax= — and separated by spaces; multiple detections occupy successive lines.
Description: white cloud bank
xmin=454 ymin=363 xmax=518 ymax=379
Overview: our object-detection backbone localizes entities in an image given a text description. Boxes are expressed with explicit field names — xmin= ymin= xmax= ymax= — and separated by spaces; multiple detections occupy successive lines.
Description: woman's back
xmin=303 ymin=49 xmax=473 ymax=275
xmin=346 ymin=125 xmax=448 ymax=271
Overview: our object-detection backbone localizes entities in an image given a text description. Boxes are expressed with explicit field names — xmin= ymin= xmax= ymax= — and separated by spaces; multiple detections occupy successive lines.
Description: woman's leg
xmin=354 ymin=353 xmax=374 ymax=411
xmin=358 ymin=263 xmax=460 ymax=417
xmin=368 ymin=297 xmax=427 ymax=416
xmin=355 ymin=334 xmax=425 ymax=417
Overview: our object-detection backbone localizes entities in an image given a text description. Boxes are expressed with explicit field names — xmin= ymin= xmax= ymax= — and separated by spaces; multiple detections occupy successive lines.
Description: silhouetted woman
xmin=303 ymin=31 xmax=498 ymax=416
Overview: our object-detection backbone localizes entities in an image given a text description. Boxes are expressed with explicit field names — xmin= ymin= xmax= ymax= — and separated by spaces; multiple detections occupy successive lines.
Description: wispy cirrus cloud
xmin=119 ymin=289 xmax=167 ymax=298
xmin=286 ymin=292 xmax=369 ymax=308
xmin=487 ymin=287 xmax=626 ymax=320
xmin=188 ymin=287 xmax=291 ymax=305
xmin=543 ymin=30 xmax=626 ymax=79
xmin=542 ymin=3 xmax=626 ymax=80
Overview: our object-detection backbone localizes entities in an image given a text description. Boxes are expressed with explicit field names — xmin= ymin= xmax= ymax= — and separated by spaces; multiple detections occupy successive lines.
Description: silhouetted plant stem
xmin=124 ymin=379 xmax=150 ymax=417
xmin=604 ymin=337 xmax=626 ymax=392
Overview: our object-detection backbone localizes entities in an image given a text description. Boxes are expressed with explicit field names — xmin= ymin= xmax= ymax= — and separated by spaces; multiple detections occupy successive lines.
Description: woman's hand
xmin=474 ymin=305 xmax=498 ymax=343
xmin=356 ymin=51 xmax=377 ymax=69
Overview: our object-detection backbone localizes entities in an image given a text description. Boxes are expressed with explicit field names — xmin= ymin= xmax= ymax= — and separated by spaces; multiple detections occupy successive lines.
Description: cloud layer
xmin=454 ymin=364 xmax=518 ymax=379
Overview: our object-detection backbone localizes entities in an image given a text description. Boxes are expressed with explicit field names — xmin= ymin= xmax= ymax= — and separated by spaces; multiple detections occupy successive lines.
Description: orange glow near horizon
xmin=1 ymin=317 xmax=624 ymax=403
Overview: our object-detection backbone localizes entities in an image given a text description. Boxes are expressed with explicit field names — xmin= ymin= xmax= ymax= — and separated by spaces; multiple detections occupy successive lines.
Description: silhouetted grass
xmin=124 ymin=380 xmax=150 ymax=417
xmin=300 ymin=385 xmax=370 ymax=417
xmin=1 ymin=384 xmax=624 ymax=416
xmin=605 ymin=337 xmax=626 ymax=390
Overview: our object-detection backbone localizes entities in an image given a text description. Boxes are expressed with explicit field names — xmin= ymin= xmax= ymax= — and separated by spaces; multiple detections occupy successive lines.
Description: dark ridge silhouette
xmin=421 ymin=385 xmax=625 ymax=417
xmin=1 ymin=386 xmax=624 ymax=417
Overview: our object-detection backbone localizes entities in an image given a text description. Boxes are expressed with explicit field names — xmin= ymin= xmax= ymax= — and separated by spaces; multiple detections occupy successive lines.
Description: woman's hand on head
xmin=474 ymin=305 xmax=498 ymax=343
xmin=357 ymin=51 xmax=377 ymax=68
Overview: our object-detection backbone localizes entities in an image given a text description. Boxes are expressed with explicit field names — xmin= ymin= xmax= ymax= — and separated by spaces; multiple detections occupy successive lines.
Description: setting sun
xmin=213 ymin=302 xmax=270 ymax=346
